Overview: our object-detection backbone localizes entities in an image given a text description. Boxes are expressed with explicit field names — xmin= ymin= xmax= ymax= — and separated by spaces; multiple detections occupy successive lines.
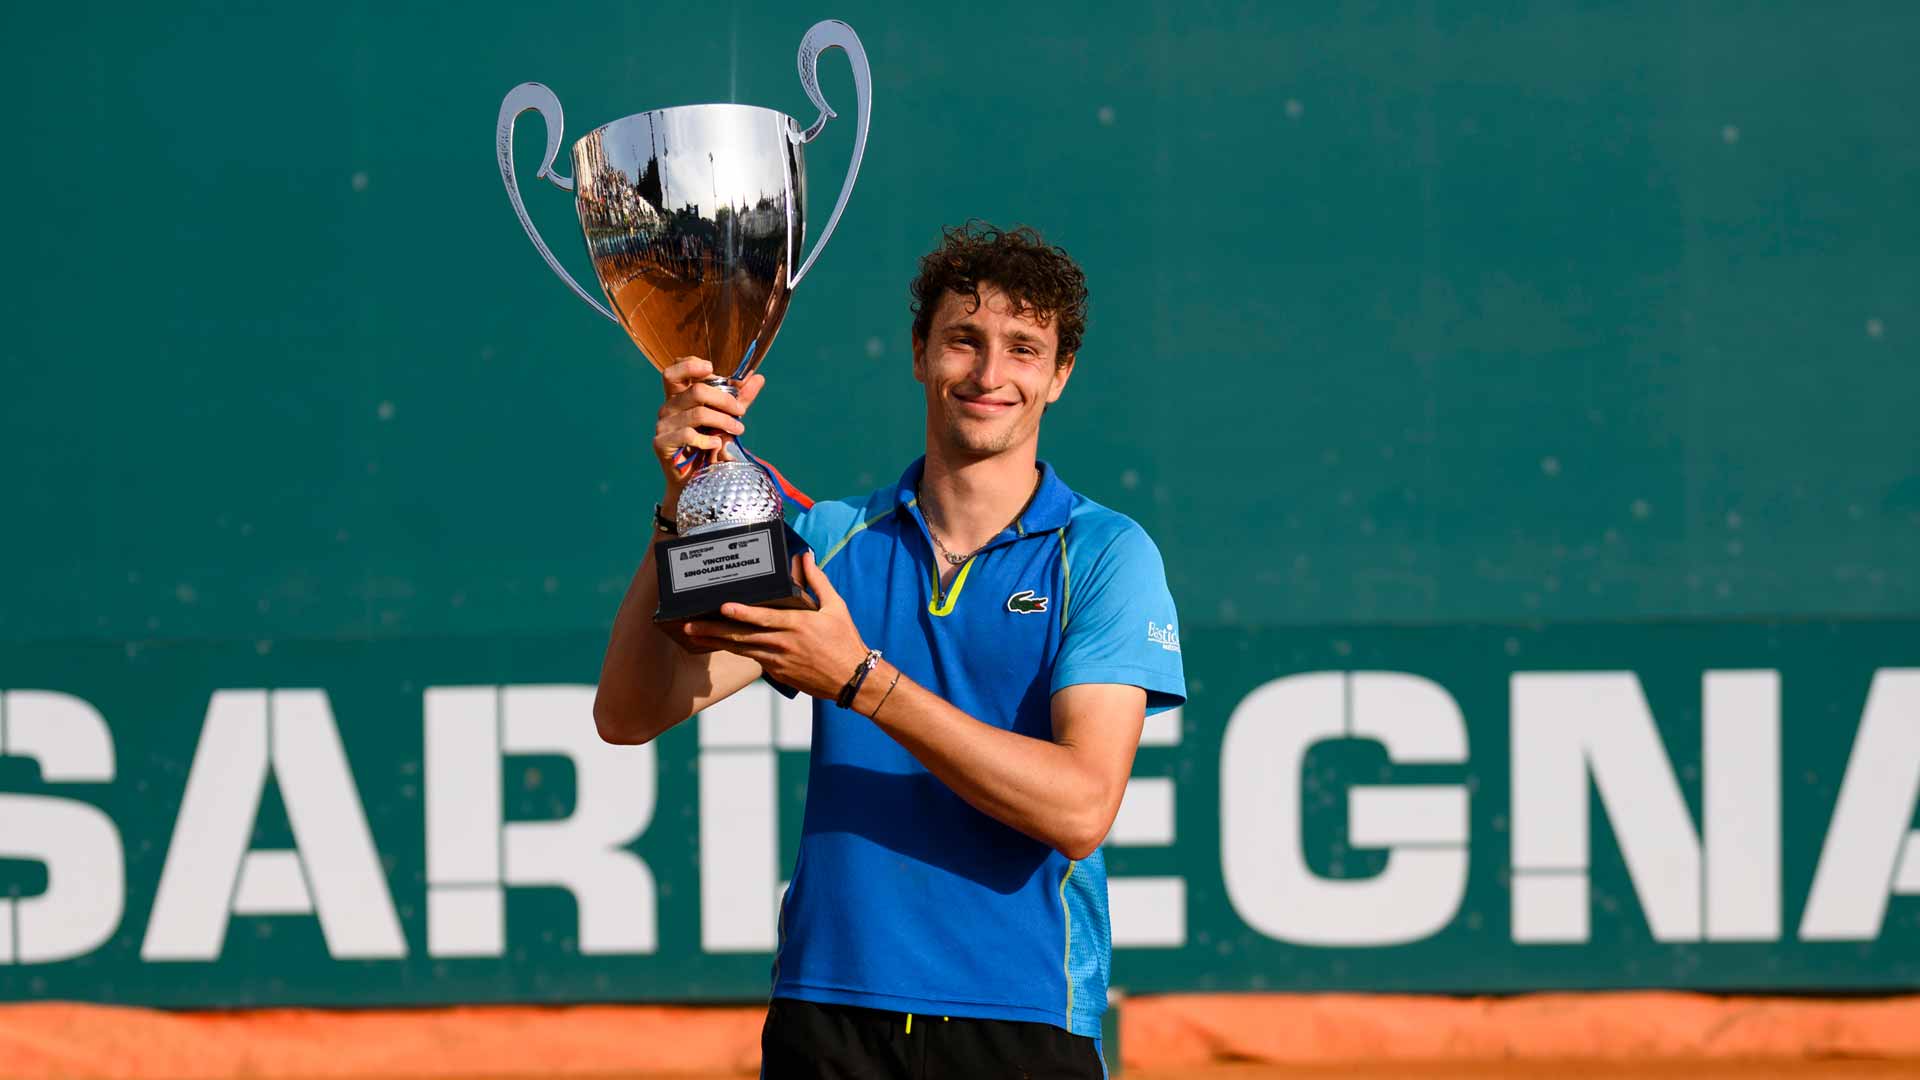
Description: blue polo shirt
xmin=769 ymin=457 xmax=1185 ymax=1037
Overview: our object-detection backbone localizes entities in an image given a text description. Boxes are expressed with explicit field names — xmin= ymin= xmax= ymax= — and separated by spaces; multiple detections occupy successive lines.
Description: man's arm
xmin=856 ymin=676 xmax=1145 ymax=860
xmin=591 ymin=357 xmax=767 ymax=745
xmin=592 ymin=541 xmax=763 ymax=744
xmin=682 ymin=553 xmax=1146 ymax=858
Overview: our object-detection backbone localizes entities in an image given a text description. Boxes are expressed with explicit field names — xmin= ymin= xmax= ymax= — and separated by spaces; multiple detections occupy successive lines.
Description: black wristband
xmin=652 ymin=502 xmax=678 ymax=535
xmin=836 ymin=649 xmax=881 ymax=709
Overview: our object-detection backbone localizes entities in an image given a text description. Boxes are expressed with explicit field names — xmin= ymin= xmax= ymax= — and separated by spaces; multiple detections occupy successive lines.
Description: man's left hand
xmin=681 ymin=551 xmax=873 ymax=701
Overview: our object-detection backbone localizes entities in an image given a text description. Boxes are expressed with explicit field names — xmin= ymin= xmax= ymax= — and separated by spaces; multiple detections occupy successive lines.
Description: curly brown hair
xmin=909 ymin=222 xmax=1088 ymax=363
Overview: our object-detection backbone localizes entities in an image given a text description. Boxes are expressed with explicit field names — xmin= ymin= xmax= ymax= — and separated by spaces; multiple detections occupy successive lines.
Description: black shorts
xmin=760 ymin=997 xmax=1107 ymax=1079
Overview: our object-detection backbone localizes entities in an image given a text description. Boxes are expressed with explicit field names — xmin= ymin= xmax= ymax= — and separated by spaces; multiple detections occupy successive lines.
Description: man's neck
xmin=918 ymin=441 xmax=1040 ymax=554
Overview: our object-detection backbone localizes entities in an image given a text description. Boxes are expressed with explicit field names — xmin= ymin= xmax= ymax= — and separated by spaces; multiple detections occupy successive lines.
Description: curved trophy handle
xmin=497 ymin=83 xmax=618 ymax=324
xmin=787 ymin=20 xmax=872 ymax=290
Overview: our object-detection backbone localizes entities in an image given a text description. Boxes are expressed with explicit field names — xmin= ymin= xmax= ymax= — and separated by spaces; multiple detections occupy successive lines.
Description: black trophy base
xmin=653 ymin=519 xmax=815 ymax=624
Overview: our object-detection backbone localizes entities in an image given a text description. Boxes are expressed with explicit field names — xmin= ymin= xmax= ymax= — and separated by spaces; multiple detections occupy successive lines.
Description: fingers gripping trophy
xmin=496 ymin=20 xmax=871 ymax=622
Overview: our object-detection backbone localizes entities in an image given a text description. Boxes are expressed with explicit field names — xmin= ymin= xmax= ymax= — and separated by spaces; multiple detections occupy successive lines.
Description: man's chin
xmin=942 ymin=422 xmax=1023 ymax=457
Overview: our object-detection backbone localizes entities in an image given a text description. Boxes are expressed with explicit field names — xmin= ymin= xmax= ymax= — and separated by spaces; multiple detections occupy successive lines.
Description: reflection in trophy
xmin=496 ymin=19 xmax=871 ymax=622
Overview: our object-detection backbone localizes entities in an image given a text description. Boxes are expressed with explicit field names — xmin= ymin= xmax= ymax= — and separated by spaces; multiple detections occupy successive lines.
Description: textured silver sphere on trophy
xmin=675 ymin=461 xmax=785 ymax=537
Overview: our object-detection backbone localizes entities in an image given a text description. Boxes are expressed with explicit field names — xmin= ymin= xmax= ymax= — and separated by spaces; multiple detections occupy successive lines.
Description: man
xmin=593 ymin=223 xmax=1185 ymax=1078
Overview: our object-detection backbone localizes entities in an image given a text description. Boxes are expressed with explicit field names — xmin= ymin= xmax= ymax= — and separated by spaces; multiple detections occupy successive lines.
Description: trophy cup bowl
xmin=497 ymin=20 xmax=870 ymax=624
xmin=574 ymin=104 xmax=801 ymax=396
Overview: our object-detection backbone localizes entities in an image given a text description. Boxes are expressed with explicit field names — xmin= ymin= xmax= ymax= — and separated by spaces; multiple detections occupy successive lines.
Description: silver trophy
xmin=496 ymin=19 xmax=870 ymax=622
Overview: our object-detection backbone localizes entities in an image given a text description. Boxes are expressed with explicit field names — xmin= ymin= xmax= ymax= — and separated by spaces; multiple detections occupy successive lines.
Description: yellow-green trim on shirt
xmin=820 ymin=498 xmax=914 ymax=570
xmin=1055 ymin=527 xmax=1072 ymax=633
xmin=927 ymin=555 xmax=975 ymax=616
xmin=1059 ymin=861 xmax=1077 ymax=1021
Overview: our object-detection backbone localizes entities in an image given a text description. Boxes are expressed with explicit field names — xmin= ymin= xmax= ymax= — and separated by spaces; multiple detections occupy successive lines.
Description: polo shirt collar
xmin=893 ymin=456 xmax=1076 ymax=537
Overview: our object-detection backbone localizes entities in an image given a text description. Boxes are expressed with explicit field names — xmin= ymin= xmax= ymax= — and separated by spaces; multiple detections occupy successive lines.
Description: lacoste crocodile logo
xmin=1006 ymin=589 xmax=1050 ymax=615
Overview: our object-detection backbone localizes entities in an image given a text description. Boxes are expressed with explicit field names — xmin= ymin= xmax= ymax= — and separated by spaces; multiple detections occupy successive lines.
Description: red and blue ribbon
xmin=671 ymin=439 xmax=813 ymax=511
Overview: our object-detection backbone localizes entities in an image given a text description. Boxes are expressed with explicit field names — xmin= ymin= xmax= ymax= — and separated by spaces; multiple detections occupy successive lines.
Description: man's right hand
xmin=652 ymin=357 xmax=768 ymax=510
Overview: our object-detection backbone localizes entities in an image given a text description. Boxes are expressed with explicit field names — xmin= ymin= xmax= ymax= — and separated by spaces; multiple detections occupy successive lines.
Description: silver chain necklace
xmin=919 ymin=471 xmax=1041 ymax=567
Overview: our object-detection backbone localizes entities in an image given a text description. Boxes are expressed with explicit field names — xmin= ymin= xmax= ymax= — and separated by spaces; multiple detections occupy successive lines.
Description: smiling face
xmin=913 ymin=285 xmax=1075 ymax=460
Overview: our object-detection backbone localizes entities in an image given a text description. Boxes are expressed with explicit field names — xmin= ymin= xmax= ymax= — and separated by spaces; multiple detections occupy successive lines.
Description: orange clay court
xmin=5 ymin=994 xmax=1919 ymax=1079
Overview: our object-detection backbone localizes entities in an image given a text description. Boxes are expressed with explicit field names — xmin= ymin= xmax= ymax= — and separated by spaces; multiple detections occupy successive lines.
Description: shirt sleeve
xmin=1052 ymin=521 xmax=1187 ymax=715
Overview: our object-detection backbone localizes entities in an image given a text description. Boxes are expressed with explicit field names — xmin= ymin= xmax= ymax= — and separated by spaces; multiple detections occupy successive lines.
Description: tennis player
xmin=594 ymin=222 xmax=1186 ymax=1078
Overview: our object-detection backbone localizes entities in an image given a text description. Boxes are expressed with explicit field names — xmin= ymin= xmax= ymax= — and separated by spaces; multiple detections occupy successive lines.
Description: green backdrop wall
xmin=3 ymin=1 xmax=1917 ymax=1005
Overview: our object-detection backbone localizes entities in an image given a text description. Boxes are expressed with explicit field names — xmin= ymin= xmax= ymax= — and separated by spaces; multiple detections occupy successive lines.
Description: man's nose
xmin=972 ymin=346 xmax=1009 ymax=388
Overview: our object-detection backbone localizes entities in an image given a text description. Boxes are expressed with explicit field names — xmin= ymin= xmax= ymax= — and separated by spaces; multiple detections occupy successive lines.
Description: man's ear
xmin=911 ymin=334 xmax=927 ymax=383
xmin=1045 ymin=353 xmax=1076 ymax=404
